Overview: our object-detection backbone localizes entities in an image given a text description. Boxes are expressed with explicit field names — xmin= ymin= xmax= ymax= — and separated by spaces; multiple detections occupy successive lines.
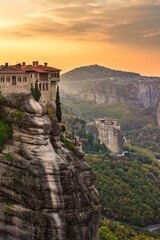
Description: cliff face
xmin=61 ymin=65 xmax=160 ymax=109
xmin=80 ymin=79 xmax=160 ymax=108
xmin=157 ymin=95 xmax=160 ymax=126
xmin=85 ymin=121 xmax=123 ymax=154
xmin=0 ymin=93 xmax=100 ymax=240
xmin=138 ymin=80 xmax=160 ymax=108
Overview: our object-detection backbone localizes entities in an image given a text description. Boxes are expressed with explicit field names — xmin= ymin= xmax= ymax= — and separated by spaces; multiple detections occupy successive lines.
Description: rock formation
xmin=157 ymin=95 xmax=160 ymax=126
xmin=0 ymin=93 xmax=100 ymax=240
xmin=80 ymin=79 xmax=160 ymax=108
xmin=60 ymin=65 xmax=160 ymax=109
xmin=85 ymin=118 xmax=123 ymax=154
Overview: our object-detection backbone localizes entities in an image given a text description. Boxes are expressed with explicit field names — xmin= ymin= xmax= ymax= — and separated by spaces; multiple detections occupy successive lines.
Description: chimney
xmin=5 ymin=62 xmax=8 ymax=67
xmin=36 ymin=61 xmax=39 ymax=66
xmin=44 ymin=62 xmax=48 ymax=68
xmin=22 ymin=62 xmax=26 ymax=66
xmin=33 ymin=61 xmax=36 ymax=65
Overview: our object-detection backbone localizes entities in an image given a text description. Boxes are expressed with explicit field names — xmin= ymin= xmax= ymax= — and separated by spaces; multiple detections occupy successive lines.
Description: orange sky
xmin=0 ymin=0 xmax=160 ymax=76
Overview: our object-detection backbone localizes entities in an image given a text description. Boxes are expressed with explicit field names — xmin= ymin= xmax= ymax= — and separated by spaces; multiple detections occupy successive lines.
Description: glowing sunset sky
xmin=0 ymin=0 xmax=160 ymax=75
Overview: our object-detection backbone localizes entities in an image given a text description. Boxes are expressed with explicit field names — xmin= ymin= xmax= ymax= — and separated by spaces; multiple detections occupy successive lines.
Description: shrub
xmin=0 ymin=119 xmax=12 ymax=147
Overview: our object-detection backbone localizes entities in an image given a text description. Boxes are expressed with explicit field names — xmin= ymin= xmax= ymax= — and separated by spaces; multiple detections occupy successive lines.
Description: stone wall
xmin=0 ymin=72 xmax=59 ymax=107
xmin=0 ymin=73 xmax=34 ymax=94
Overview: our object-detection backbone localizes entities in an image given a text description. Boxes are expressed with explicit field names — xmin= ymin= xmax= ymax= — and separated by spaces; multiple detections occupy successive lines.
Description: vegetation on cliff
xmin=0 ymin=118 xmax=12 ymax=148
xmin=56 ymin=85 xmax=62 ymax=123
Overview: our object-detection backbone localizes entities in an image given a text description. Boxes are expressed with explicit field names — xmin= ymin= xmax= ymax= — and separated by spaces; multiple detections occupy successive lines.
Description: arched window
xmin=23 ymin=77 xmax=27 ymax=82
xmin=6 ymin=77 xmax=10 ymax=82
xmin=12 ymin=76 xmax=16 ymax=85
xmin=1 ymin=77 xmax=4 ymax=82
xmin=18 ymin=76 xmax=21 ymax=82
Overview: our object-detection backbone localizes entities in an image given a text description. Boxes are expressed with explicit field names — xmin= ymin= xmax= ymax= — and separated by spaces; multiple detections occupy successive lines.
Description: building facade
xmin=0 ymin=61 xmax=61 ymax=105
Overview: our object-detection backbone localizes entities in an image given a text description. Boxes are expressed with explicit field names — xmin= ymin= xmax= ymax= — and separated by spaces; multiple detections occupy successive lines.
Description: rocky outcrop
xmin=80 ymin=79 xmax=160 ymax=108
xmin=85 ymin=119 xmax=123 ymax=154
xmin=0 ymin=93 xmax=100 ymax=240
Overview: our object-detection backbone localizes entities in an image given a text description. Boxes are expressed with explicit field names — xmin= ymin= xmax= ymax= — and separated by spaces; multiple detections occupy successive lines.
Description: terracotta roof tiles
xmin=0 ymin=63 xmax=61 ymax=74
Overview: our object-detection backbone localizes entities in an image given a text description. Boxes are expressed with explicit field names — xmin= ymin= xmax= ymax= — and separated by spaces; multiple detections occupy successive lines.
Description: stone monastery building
xmin=0 ymin=61 xmax=61 ymax=105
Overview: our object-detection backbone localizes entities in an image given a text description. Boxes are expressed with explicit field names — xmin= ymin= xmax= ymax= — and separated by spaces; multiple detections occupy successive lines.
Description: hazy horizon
xmin=0 ymin=0 xmax=160 ymax=76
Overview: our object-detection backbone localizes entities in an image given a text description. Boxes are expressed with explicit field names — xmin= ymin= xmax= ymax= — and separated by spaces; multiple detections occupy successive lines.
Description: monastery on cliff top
xmin=0 ymin=61 xmax=61 ymax=105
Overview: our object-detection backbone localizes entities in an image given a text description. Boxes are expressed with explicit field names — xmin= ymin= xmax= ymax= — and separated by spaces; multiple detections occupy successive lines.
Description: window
xmin=57 ymin=72 xmax=59 ymax=78
xmin=43 ymin=83 xmax=45 ymax=91
xmin=1 ymin=77 xmax=4 ymax=82
xmin=51 ymin=73 xmax=54 ymax=78
xmin=54 ymin=73 xmax=57 ymax=78
xmin=12 ymin=76 xmax=16 ymax=85
xmin=6 ymin=77 xmax=10 ymax=82
xmin=46 ymin=83 xmax=48 ymax=91
xmin=18 ymin=76 xmax=21 ymax=82
xmin=23 ymin=77 xmax=27 ymax=82
xmin=39 ymin=84 xmax=41 ymax=91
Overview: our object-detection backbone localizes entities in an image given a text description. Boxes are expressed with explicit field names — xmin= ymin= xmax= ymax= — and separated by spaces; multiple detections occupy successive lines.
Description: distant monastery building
xmin=0 ymin=61 xmax=61 ymax=105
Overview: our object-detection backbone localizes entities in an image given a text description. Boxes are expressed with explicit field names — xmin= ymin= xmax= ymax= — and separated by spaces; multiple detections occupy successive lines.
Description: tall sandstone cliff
xmin=80 ymin=79 xmax=160 ymax=108
xmin=0 ymin=93 xmax=100 ymax=240
xmin=61 ymin=65 xmax=160 ymax=109
xmin=85 ymin=120 xmax=123 ymax=154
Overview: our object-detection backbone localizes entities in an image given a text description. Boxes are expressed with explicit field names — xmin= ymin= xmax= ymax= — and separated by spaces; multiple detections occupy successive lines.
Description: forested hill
xmin=61 ymin=64 xmax=140 ymax=82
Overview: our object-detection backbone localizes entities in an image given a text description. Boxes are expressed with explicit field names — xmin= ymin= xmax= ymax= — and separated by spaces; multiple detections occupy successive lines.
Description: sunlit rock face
xmin=85 ymin=120 xmax=123 ymax=154
xmin=0 ymin=93 xmax=100 ymax=240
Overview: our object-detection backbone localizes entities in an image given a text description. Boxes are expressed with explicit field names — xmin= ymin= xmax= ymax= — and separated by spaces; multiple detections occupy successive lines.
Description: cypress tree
xmin=56 ymin=85 xmax=62 ymax=123
xmin=30 ymin=81 xmax=41 ymax=102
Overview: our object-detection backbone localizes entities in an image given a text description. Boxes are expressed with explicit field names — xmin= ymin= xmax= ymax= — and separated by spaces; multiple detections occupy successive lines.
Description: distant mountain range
xmin=61 ymin=64 xmax=140 ymax=82
xmin=60 ymin=64 xmax=160 ymax=109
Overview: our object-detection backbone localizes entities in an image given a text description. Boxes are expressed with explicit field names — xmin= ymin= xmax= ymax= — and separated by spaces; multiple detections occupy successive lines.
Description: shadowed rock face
xmin=0 ymin=93 xmax=100 ymax=240
xmin=157 ymin=96 xmax=160 ymax=127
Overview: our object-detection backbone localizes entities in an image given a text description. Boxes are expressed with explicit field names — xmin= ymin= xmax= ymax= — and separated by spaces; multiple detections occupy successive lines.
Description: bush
xmin=0 ymin=119 xmax=12 ymax=148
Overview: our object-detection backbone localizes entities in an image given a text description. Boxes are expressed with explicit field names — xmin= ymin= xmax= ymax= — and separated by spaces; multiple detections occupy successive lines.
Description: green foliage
xmin=86 ymin=154 xmax=160 ymax=227
xmin=0 ymin=119 xmax=12 ymax=148
xmin=87 ymin=133 xmax=94 ymax=145
xmin=99 ymin=218 xmax=160 ymax=240
xmin=56 ymin=86 xmax=62 ymax=123
xmin=125 ymin=124 xmax=160 ymax=154
xmin=30 ymin=81 xmax=41 ymax=102
xmin=13 ymin=110 xmax=25 ymax=128
xmin=3 ymin=153 xmax=13 ymax=161
xmin=123 ymin=143 xmax=157 ymax=163
xmin=59 ymin=123 xmax=66 ymax=132
xmin=60 ymin=136 xmax=75 ymax=150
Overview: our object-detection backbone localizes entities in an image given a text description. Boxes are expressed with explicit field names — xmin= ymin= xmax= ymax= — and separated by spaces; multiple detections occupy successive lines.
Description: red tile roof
xmin=0 ymin=63 xmax=61 ymax=74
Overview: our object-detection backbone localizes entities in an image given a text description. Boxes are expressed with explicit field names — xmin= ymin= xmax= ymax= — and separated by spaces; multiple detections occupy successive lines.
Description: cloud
xmin=0 ymin=0 xmax=160 ymax=51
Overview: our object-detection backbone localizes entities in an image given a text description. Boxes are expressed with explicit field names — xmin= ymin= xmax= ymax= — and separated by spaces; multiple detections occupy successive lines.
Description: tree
xmin=56 ymin=85 xmax=62 ymax=123
xmin=30 ymin=81 xmax=41 ymax=102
